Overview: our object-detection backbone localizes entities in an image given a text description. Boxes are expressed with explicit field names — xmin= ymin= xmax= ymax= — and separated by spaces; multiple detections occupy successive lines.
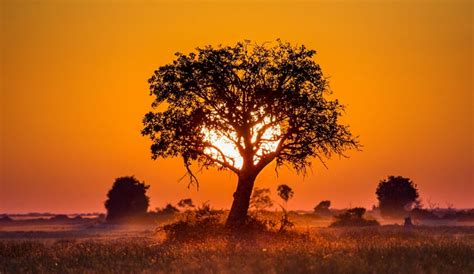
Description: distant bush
xmin=50 ymin=215 xmax=71 ymax=221
xmin=330 ymin=207 xmax=379 ymax=227
xmin=314 ymin=200 xmax=332 ymax=216
xmin=453 ymin=209 xmax=474 ymax=222
xmin=411 ymin=208 xmax=439 ymax=220
xmin=155 ymin=204 xmax=180 ymax=215
xmin=177 ymin=198 xmax=195 ymax=210
xmin=104 ymin=176 xmax=150 ymax=223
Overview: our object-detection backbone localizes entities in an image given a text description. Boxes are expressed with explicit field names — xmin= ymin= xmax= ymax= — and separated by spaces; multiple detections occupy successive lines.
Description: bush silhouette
xmin=156 ymin=204 xmax=180 ymax=215
xmin=314 ymin=200 xmax=331 ymax=216
xmin=376 ymin=176 xmax=420 ymax=219
xmin=162 ymin=202 xmax=224 ymax=241
xmin=104 ymin=176 xmax=150 ymax=222
xmin=330 ymin=207 xmax=379 ymax=227
xmin=177 ymin=198 xmax=195 ymax=209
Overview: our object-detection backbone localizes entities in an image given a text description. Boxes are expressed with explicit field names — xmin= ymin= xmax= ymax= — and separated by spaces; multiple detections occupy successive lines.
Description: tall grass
xmin=1 ymin=226 xmax=473 ymax=273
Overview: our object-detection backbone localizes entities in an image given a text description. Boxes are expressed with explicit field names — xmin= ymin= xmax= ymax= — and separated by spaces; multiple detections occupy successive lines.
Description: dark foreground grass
xmin=1 ymin=226 xmax=473 ymax=274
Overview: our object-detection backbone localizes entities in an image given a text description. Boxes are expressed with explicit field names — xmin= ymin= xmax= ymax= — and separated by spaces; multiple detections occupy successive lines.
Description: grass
xmin=1 ymin=226 xmax=473 ymax=274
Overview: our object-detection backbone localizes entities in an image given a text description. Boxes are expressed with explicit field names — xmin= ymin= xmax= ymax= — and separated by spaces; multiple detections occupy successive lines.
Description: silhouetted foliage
xmin=104 ymin=176 xmax=150 ymax=222
xmin=161 ymin=202 xmax=224 ymax=241
xmin=156 ymin=204 xmax=180 ymax=215
xmin=142 ymin=40 xmax=359 ymax=227
xmin=330 ymin=207 xmax=379 ymax=227
xmin=314 ymin=200 xmax=331 ymax=216
xmin=376 ymin=176 xmax=420 ymax=219
xmin=249 ymin=187 xmax=273 ymax=214
xmin=177 ymin=198 xmax=195 ymax=209
xmin=277 ymin=184 xmax=294 ymax=232
xmin=277 ymin=184 xmax=294 ymax=203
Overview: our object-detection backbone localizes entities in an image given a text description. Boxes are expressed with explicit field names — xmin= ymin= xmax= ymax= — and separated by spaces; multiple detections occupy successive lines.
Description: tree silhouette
xmin=376 ymin=176 xmax=420 ymax=219
xmin=104 ymin=176 xmax=150 ymax=222
xmin=277 ymin=184 xmax=294 ymax=205
xmin=276 ymin=184 xmax=294 ymax=231
xmin=142 ymin=40 xmax=359 ymax=227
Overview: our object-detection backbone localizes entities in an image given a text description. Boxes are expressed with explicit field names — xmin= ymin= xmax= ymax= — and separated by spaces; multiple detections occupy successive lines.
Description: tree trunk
xmin=225 ymin=172 xmax=257 ymax=228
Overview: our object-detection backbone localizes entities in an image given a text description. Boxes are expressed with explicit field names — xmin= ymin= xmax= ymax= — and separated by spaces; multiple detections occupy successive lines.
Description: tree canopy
xmin=104 ymin=176 xmax=150 ymax=222
xmin=142 ymin=40 xmax=358 ymax=185
xmin=376 ymin=176 xmax=420 ymax=219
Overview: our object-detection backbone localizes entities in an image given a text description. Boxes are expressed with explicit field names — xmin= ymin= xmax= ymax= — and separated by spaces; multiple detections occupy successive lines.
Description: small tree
xmin=277 ymin=184 xmax=294 ymax=231
xmin=249 ymin=187 xmax=273 ymax=215
xmin=277 ymin=184 xmax=294 ymax=209
xmin=314 ymin=200 xmax=331 ymax=216
xmin=142 ymin=40 xmax=359 ymax=227
xmin=105 ymin=176 xmax=150 ymax=222
xmin=376 ymin=176 xmax=420 ymax=219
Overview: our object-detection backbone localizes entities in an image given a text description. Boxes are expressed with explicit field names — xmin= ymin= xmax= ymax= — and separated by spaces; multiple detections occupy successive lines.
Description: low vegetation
xmin=330 ymin=207 xmax=380 ymax=227
xmin=1 ymin=226 xmax=473 ymax=273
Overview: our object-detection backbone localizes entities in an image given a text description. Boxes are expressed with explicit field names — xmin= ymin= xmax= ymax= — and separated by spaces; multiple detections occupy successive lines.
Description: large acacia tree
xmin=142 ymin=40 xmax=359 ymax=227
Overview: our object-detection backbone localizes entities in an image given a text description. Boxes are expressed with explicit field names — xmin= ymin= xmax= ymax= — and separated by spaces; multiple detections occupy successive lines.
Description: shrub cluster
xmin=330 ymin=207 xmax=379 ymax=227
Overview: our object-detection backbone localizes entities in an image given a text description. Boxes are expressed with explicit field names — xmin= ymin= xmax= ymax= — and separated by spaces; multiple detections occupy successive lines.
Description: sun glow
xmin=202 ymin=117 xmax=281 ymax=169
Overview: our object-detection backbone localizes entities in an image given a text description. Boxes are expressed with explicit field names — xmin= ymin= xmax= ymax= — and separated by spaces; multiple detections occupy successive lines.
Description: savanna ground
xmin=1 ymin=214 xmax=473 ymax=274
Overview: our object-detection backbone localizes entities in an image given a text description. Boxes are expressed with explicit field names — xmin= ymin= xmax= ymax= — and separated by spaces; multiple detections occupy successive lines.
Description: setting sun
xmin=202 ymin=115 xmax=282 ymax=170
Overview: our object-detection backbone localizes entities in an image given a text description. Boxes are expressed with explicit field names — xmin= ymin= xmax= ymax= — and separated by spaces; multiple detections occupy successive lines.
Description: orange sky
xmin=1 ymin=0 xmax=472 ymax=213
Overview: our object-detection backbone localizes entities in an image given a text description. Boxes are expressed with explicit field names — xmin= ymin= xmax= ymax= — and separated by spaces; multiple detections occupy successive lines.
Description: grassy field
xmin=1 ymin=221 xmax=473 ymax=274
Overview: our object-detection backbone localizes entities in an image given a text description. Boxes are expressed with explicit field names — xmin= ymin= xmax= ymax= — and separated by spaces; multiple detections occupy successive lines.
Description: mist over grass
xmin=2 ymin=225 xmax=474 ymax=274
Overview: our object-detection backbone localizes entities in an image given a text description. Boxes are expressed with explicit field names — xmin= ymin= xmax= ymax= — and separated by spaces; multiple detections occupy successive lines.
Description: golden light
xmin=202 ymin=116 xmax=281 ymax=169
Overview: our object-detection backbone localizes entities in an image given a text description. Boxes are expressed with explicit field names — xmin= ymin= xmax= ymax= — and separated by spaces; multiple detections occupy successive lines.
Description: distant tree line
xmin=102 ymin=175 xmax=473 ymax=226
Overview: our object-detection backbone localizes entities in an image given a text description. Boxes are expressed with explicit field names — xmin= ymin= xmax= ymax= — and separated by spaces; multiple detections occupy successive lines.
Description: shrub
xmin=161 ymin=202 xmax=224 ymax=241
xmin=156 ymin=204 xmax=180 ymax=215
xmin=330 ymin=207 xmax=380 ymax=227
xmin=314 ymin=200 xmax=332 ymax=216
xmin=177 ymin=198 xmax=195 ymax=209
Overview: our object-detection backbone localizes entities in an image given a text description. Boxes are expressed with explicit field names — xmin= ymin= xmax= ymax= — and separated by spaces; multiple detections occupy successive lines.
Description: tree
xmin=277 ymin=184 xmax=294 ymax=208
xmin=142 ymin=40 xmax=359 ymax=228
xmin=376 ymin=176 xmax=420 ymax=219
xmin=276 ymin=184 xmax=294 ymax=231
xmin=104 ymin=176 xmax=150 ymax=222
xmin=314 ymin=200 xmax=331 ymax=216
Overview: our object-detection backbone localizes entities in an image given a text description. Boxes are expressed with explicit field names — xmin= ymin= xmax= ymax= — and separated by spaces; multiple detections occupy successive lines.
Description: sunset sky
xmin=1 ymin=0 xmax=472 ymax=213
